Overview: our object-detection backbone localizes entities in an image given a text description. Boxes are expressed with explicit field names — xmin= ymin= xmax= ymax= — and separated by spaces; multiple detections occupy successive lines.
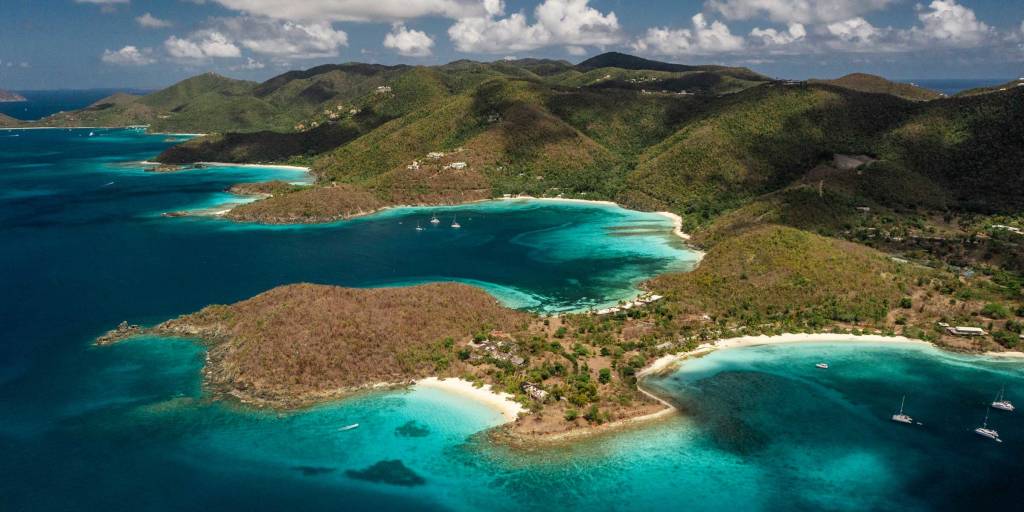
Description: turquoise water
xmin=2 ymin=129 xmax=1022 ymax=511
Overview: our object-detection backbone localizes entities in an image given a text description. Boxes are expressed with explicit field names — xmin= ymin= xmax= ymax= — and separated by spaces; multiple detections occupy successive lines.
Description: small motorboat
xmin=338 ymin=423 xmax=360 ymax=431
xmin=815 ymin=363 xmax=829 ymax=369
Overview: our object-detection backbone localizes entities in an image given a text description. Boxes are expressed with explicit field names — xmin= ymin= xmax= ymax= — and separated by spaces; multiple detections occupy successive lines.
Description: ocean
xmin=1 ymin=128 xmax=1020 ymax=511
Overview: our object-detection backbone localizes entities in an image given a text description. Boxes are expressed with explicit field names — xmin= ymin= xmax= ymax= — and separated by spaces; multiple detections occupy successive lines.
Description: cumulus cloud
xmin=164 ymin=17 xmax=348 ymax=61
xmin=631 ymin=13 xmax=744 ymax=56
xmin=165 ymin=31 xmax=241 ymax=60
xmin=136 ymin=13 xmax=172 ymax=28
xmin=384 ymin=23 xmax=435 ymax=57
xmin=706 ymin=0 xmax=894 ymax=25
xmin=449 ymin=0 xmax=621 ymax=53
xmin=221 ymin=17 xmax=348 ymax=58
xmin=101 ymin=46 xmax=156 ymax=65
xmin=749 ymin=22 xmax=806 ymax=47
xmin=230 ymin=57 xmax=266 ymax=70
xmin=207 ymin=0 xmax=488 ymax=22
xmin=908 ymin=0 xmax=993 ymax=48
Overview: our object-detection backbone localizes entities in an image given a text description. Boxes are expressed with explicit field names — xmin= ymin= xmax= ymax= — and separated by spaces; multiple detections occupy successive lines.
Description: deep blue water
xmin=1 ymin=129 xmax=1022 ymax=511
xmin=0 ymin=89 xmax=151 ymax=121
xmin=899 ymin=78 xmax=1015 ymax=95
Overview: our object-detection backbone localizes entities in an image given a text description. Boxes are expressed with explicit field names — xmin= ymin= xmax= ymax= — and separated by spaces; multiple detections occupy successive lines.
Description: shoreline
xmin=414 ymin=377 xmax=524 ymax=423
xmin=639 ymin=333 xmax=936 ymax=378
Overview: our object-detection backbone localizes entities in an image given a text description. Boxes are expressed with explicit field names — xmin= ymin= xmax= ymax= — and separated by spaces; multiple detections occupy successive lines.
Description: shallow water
xmin=2 ymin=129 xmax=1021 ymax=511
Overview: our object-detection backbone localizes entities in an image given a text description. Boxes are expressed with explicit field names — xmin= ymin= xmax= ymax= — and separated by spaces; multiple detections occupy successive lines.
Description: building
xmin=445 ymin=162 xmax=467 ymax=170
xmin=522 ymin=383 xmax=548 ymax=401
xmin=376 ymin=85 xmax=392 ymax=93
xmin=946 ymin=326 xmax=986 ymax=337
xmin=426 ymin=152 xmax=445 ymax=159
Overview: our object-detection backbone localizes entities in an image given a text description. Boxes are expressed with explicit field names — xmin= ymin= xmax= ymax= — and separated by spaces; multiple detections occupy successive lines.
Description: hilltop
xmin=811 ymin=73 xmax=943 ymax=101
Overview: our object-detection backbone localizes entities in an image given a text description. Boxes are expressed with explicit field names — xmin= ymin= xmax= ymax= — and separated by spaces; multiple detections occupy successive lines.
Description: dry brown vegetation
xmin=225 ymin=184 xmax=386 ymax=224
xmin=155 ymin=283 xmax=532 ymax=407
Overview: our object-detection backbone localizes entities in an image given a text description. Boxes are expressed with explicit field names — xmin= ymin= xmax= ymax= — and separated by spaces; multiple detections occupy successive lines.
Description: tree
xmin=598 ymin=368 xmax=612 ymax=384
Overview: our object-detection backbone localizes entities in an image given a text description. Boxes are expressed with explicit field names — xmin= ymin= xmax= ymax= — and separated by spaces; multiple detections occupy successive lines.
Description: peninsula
xmin=0 ymin=89 xmax=26 ymax=102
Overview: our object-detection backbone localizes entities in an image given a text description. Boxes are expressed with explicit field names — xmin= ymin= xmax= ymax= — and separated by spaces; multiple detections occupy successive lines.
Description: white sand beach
xmin=195 ymin=162 xmax=311 ymax=172
xmin=640 ymin=333 xmax=931 ymax=377
xmin=654 ymin=211 xmax=692 ymax=241
xmin=415 ymin=377 xmax=525 ymax=423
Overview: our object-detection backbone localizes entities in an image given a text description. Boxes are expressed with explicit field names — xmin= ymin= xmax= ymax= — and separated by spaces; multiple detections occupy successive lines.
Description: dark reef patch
xmin=345 ymin=460 xmax=426 ymax=487
xmin=395 ymin=420 xmax=431 ymax=438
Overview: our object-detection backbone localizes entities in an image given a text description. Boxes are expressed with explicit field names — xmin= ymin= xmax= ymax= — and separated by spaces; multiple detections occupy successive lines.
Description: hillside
xmin=0 ymin=112 xmax=20 ymax=127
xmin=812 ymin=73 xmax=943 ymax=101
xmin=149 ymin=282 xmax=532 ymax=407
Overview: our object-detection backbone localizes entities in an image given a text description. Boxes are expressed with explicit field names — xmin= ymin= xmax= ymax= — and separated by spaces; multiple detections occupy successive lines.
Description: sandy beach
xmin=195 ymin=161 xmax=311 ymax=172
xmin=415 ymin=377 xmax=525 ymax=423
xmin=640 ymin=332 xmax=932 ymax=377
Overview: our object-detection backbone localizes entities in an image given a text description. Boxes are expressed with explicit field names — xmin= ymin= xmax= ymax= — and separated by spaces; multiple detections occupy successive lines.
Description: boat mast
xmin=899 ymin=395 xmax=906 ymax=415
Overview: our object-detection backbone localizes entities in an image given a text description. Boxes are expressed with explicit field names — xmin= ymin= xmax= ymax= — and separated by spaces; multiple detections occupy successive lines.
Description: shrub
xmin=599 ymin=368 xmax=612 ymax=384
xmin=981 ymin=303 xmax=1011 ymax=319
xmin=564 ymin=408 xmax=578 ymax=421
xmin=899 ymin=297 xmax=913 ymax=309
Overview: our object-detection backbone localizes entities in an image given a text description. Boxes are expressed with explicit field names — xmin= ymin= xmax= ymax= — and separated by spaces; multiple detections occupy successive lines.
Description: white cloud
xmin=101 ymin=46 xmax=156 ymax=65
xmin=230 ymin=57 xmax=265 ymax=70
xmin=566 ymin=45 xmax=587 ymax=55
xmin=207 ymin=0 xmax=488 ymax=22
xmin=165 ymin=31 xmax=241 ymax=60
xmin=136 ymin=13 xmax=172 ymax=28
xmin=706 ymin=0 xmax=895 ymax=25
xmin=165 ymin=18 xmax=348 ymax=61
xmin=909 ymin=0 xmax=993 ymax=48
xmin=221 ymin=17 xmax=348 ymax=58
xmin=749 ymin=22 xmax=806 ymax=47
xmin=632 ymin=13 xmax=744 ymax=56
xmin=449 ymin=0 xmax=621 ymax=53
xmin=383 ymin=23 xmax=435 ymax=57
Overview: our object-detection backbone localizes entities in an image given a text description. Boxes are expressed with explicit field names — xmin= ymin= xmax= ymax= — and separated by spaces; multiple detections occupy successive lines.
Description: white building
xmin=947 ymin=326 xmax=986 ymax=337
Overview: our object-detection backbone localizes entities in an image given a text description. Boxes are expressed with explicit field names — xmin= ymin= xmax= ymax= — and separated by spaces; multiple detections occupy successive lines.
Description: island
xmin=0 ymin=88 xmax=26 ymax=102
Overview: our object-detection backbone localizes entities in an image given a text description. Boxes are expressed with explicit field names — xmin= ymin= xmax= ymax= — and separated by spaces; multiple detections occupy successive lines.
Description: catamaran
xmin=451 ymin=215 xmax=461 ymax=229
xmin=991 ymin=387 xmax=1015 ymax=412
xmin=974 ymin=408 xmax=1001 ymax=442
xmin=430 ymin=213 xmax=440 ymax=224
xmin=891 ymin=395 xmax=913 ymax=424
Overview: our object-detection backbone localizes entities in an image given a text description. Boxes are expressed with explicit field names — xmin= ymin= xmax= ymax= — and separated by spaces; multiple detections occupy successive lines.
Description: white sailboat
xmin=991 ymin=386 xmax=1015 ymax=412
xmin=815 ymin=362 xmax=829 ymax=369
xmin=429 ymin=213 xmax=440 ymax=224
xmin=415 ymin=221 xmax=424 ymax=231
xmin=451 ymin=215 xmax=461 ymax=229
xmin=974 ymin=408 xmax=1002 ymax=442
xmin=891 ymin=395 xmax=913 ymax=424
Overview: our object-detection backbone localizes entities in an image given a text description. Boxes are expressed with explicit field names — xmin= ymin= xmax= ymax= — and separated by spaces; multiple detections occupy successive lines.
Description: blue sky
xmin=1 ymin=0 xmax=1022 ymax=89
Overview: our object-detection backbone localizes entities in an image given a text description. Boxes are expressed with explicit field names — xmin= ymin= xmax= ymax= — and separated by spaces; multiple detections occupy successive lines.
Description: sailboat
xmin=429 ymin=213 xmax=440 ymax=224
xmin=415 ymin=221 xmax=424 ymax=231
xmin=891 ymin=395 xmax=913 ymax=424
xmin=451 ymin=215 xmax=461 ymax=229
xmin=815 ymin=362 xmax=829 ymax=369
xmin=991 ymin=386 xmax=1015 ymax=412
xmin=338 ymin=423 xmax=360 ymax=431
xmin=974 ymin=408 xmax=1002 ymax=442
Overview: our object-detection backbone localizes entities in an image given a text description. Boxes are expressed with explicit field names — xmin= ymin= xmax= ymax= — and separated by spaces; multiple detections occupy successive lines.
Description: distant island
xmin=0 ymin=89 xmax=26 ymax=102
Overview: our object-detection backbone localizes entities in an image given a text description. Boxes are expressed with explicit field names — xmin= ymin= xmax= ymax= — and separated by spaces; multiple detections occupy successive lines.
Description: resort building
xmin=946 ymin=326 xmax=986 ymax=337
xmin=445 ymin=162 xmax=468 ymax=170
xmin=376 ymin=85 xmax=392 ymax=93
xmin=426 ymin=152 xmax=445 ymax=159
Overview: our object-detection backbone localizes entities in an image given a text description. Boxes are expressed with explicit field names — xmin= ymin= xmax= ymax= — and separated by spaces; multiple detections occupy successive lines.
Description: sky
xmin=1 ymin=0 xmax=1022 ymax=89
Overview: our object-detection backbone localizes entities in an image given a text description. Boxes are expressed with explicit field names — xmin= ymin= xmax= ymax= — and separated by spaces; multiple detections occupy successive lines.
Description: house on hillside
xmin=426 ymin=152 xmax=445 ymax=159
xmin=445 ymin=162 xmax=467 ymax=170
xmin=946 ymin=326 xmax=986 ymax=337
xmin=376 ymin=85 xmax=392 ymax=93
xmin=522 ymin=383 xmax=548 ymax=401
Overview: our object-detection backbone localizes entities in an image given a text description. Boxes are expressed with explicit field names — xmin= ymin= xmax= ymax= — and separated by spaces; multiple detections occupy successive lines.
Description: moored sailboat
xmin=991 ymin=387 xmax=1015 ymax=412
xmin=974 ymin=408 xmax=1002 ymax=442
xmin=891 ymin=395 xmax=913 ymax=424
